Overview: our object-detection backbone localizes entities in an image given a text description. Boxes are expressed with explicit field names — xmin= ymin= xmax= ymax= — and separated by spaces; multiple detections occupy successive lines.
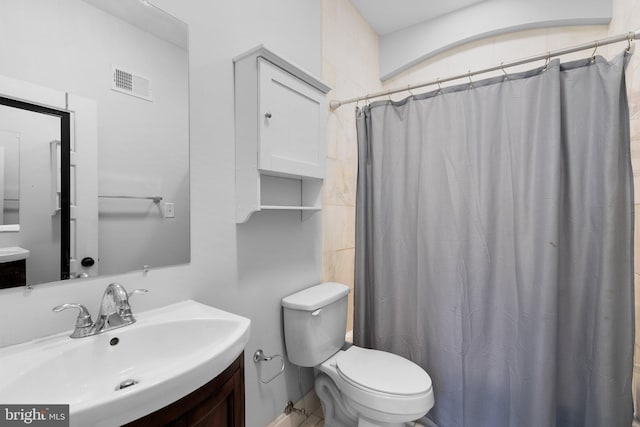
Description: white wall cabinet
xmin=234 ymin=46 xmax=330 ymax=223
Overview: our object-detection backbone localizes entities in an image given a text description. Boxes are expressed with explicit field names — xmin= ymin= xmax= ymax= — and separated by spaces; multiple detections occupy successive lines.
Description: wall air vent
xmin=111 ymin=66 xmax=152 ymax=101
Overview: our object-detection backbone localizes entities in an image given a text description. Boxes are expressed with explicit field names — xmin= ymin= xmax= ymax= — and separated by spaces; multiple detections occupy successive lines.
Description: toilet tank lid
xmin=282 ymin=282 xmax=350 ymax=311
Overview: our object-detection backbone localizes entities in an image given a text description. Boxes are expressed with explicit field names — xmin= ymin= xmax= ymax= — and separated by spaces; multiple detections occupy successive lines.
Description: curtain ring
xmin=436 ymin=78 xmax=442 ymax=93
xmin=407 ymin=85 xmax=414 ymax=98
xmin=500 ymin=62 xmax=508 ymax=80
xmin=467 ymin=70 xmax=473 ymax=89
xmin=543 ymin=52 xmax=550 ymax=71
xmin=591 ymin=41 xmax=599 ymax=63
xmin=387 ymin=91 xmax=392 ymax=102
xmin=627 ymin=33 xmax=633 ymax=54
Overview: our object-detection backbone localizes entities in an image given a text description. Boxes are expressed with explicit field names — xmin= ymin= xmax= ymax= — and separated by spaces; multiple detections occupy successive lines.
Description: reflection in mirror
xmin=0 ymin=121 xmax=20 ymax=229
xmin=0 ymin=0 xmax=190 ymax=288
xmin=0 ymin=97 xmax=70 ymax=288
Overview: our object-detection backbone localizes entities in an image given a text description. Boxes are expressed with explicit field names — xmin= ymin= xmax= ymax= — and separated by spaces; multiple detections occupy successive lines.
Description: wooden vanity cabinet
xmin=125 ymin=353 xmax=245 ymax=427
xmin=0 ymin=259 xmax=26 ymax=289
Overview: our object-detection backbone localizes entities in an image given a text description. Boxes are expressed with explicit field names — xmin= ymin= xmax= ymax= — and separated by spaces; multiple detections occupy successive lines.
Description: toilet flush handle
xmin=311 ymin=309 xmax=322 ymax=317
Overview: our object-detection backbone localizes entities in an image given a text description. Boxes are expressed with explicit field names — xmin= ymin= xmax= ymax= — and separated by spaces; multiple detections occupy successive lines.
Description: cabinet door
xmin=258 ymin=59 xmax=324 ymax=179
xmin=124 ymin=355 xmax=244 ymax=427
xmin=187 ymin=368 xmax=243 ymax=427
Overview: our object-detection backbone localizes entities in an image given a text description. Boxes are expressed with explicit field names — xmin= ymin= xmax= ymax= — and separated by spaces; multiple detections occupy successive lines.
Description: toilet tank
xmin=282 ymin=282 xmax=350 ymax=367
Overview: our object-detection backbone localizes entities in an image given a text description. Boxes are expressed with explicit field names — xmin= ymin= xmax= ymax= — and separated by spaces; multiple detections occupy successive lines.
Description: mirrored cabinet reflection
xmin=0 ymin=0 xmax=191 ymax=289
xmin=0 ymin=109 xmax=21 ymax=230
xmin=0 ymin=97 xmax=70 ymax=287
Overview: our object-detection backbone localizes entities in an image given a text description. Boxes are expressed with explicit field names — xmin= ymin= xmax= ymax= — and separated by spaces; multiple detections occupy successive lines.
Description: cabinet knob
xmin=81 ymin=257 xmax=95 ymax=267
xmin=264 ymin=112 xmax=272 ymax=119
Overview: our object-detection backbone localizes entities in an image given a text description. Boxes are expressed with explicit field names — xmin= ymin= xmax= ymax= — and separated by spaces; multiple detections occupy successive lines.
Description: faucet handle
xmin=128 ymin=289 xmax=149 ymax=299
xmin=52 ymin=303 xmax=94 ymax=338
xmin=53 ymin=303 xmax=93 ymax=326
xmin=120 ymin=289 xmax=148 ymax=318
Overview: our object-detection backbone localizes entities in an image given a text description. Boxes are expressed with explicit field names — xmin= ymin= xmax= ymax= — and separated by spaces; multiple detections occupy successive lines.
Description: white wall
xmin=0 ymin=0 xmax=322 ymax=426
xmin=378 ymin=0 xmax=612 ymax=80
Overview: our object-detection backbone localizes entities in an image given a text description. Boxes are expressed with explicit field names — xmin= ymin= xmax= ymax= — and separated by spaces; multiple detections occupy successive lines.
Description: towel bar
xmin=254 ymin=349 xmax=285 ymax=384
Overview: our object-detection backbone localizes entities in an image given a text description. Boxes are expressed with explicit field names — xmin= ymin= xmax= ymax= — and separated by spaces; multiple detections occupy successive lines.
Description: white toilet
xmin=282 ymin=282 xmax=434 ymax=427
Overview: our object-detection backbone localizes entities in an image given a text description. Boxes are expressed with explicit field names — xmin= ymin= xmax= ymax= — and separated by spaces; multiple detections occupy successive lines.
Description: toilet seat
xmin=335 ymin=346 xmax=432 ymax=397
xmin=318 ymin=346 xmax=434 ymax=419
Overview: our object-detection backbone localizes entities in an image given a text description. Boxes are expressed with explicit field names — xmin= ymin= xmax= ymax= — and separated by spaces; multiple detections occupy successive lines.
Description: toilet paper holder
xmin=254 ymin=349 xmax=285 ymax=384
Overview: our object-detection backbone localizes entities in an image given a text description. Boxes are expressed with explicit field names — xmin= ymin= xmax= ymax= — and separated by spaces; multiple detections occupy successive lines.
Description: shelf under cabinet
xmin=259 ymin=205 xmax=321 ymax=211
xmin=259 ymin=205 xmax=321 ymax=221
xmin=236 ymin=175 xmax=323 ymax=223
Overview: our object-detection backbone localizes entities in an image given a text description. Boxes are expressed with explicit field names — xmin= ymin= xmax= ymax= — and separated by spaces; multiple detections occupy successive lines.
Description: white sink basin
xmin=0 ymin=300 xmax=251 ymax=427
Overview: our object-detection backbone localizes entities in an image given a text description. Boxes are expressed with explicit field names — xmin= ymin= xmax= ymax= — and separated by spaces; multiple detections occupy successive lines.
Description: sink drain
xmin=116 ymin=379 xmax=138 ymax=390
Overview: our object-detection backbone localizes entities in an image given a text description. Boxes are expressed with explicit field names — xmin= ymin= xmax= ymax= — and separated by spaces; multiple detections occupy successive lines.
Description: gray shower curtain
xmin=354 ymin=52 xmax=634 ymax=427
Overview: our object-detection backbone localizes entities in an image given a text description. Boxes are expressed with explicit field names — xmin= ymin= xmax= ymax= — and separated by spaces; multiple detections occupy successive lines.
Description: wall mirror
xmin=0 ymin=0 xmax=190 ymax=287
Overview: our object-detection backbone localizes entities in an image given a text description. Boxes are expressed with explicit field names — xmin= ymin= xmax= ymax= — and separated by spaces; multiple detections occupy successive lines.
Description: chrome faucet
xmin=52 ymin=283 xmax=148 ymax=338
xmin=93 ymin=283 xmax=148 ymax=333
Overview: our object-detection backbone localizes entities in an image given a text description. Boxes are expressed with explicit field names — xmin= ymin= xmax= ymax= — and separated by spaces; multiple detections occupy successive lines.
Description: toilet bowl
xmin=316 ymin=346 xmax=434 ymax=426
xmin=282 ymin=283 xmax=435 ymax=427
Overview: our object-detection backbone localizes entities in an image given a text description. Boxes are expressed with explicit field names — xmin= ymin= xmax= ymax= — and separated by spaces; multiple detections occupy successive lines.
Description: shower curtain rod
xmin=329 ymin=29 xmax=640 ymax=111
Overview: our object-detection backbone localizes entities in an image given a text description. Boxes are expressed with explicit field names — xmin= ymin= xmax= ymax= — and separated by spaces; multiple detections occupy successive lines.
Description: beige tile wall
xmin=322 ymin=0 xmax=640 ymax=382
xmin=321 ymin=0 xmax=381 ymax=332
